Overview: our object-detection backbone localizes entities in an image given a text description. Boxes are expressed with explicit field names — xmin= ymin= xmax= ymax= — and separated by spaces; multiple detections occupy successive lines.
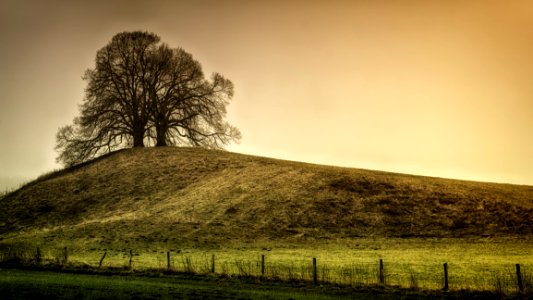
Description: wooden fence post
xmin=379 ymin=259 xmax=384 ymax=285
xmin=98 ymin=251 xmax=107 ymax=269
xmin=443 ymin=263 xmax=449 ymax=291
xmin=313 ymin=257 xmax=318 ymax=285
xmin=261 ymin=254 xmax=265 ymax=276
xmin=211 ymin=254 xmax=215 ymax=273
xmin=63 ymin=247 xmax=68 ymax=264
xmin=167 ymin=251 xmax=171 ymax=271
xmin=36 ymin=247 xmax=41 ymax=265
xmin=516 ymin=264 xmax=524 ymax=293
xmin=129 ymin=250 xmax=133 ymax=269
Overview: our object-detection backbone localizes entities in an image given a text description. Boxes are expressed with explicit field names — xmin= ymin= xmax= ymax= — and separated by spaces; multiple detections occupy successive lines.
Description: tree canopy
xmin=56 ymin=31 xmax=241 ymax=166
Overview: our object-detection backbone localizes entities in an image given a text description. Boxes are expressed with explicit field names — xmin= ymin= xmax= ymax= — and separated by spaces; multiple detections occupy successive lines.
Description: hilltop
xmin=1 ymin=147 xmax=532 ymax=248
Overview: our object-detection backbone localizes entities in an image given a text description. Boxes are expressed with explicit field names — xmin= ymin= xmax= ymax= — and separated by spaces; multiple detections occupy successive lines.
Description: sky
xmin=1 ymin=0 xmax=533 ymax=190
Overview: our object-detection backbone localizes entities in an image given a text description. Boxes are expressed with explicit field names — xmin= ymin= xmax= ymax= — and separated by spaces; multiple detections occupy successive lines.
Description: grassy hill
xmin=1 ymin=147 xmax=533 ymax=248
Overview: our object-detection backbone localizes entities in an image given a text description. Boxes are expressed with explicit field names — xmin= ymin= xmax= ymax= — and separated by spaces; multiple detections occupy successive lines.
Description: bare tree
xmin=56 ymin=31 xmax=240 ymax=166
xmin=145 ymin=45 xmax=241 ymax=147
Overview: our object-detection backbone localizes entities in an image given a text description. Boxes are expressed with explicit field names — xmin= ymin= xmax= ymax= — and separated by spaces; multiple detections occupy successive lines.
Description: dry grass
xmin=1 ymin=146 xmax=533 ymax=248
xmin=1 ymin=146 xmax=533 ymax=294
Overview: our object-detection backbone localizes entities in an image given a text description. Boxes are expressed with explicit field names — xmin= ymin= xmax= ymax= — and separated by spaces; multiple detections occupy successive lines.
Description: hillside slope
xmin=1 ymin=147 xmax=533 ymax=247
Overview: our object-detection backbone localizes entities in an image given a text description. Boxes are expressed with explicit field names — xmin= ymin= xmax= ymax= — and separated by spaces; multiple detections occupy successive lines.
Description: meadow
xmin=1 ymin=268 xmax=359 ymax=300
xmin=2 ymin=147 xmax=533 ymax=298
xmin=1 ymin=237 xmax=531 ymax=296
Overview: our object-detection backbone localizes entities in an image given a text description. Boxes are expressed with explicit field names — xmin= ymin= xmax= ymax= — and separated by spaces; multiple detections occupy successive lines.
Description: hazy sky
xmin=1 ymin=0 xmax=533 ymax=190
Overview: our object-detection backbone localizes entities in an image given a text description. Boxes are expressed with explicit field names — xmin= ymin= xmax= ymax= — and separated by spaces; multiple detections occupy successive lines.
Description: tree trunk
xmin=132 ymin=124 xmax=145 ymax=147
xmin=156 ymin=129 xmax=167 ymax=146
xmin=133 ymin=132 xmax=145 ymax=147
xmin=155 ymin=122 xmax=168 ymax=147
xmin=156 ymin=138 xmax=167 ymax=147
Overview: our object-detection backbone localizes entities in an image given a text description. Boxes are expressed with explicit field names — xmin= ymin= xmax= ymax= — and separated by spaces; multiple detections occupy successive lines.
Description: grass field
xmin=2 ymin=238 xmax=531 ymax=294
xmin=1 ymin=267 xmax=528 ymax=300
xmin=1 ymin=147 xmax=532 ymax=298
xmin=0 ymin=268 xmax=356 ymax=300
xmin=2 ymin=147 xmax=533 ymax=243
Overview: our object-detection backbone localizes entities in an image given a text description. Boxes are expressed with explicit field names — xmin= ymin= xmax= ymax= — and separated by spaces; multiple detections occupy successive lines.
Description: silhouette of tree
xmin=56 ymin=31 xmax=240 ymax=166
xmin=145 ymin=45 xmax=240 ymax=147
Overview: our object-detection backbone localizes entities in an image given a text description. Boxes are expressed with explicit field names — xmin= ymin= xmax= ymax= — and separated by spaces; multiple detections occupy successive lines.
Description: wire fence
xmin=0 ymin=246 xmax=531 ymax=295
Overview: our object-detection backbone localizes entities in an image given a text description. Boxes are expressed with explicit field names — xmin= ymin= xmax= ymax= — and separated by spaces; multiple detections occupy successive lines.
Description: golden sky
xmin=1 ymin=0 xmax=532 ymax=188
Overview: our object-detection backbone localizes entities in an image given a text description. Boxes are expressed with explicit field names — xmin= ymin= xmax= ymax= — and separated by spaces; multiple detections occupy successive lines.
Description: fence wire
xmin=1 ymin=247 xmax=530 ymax=293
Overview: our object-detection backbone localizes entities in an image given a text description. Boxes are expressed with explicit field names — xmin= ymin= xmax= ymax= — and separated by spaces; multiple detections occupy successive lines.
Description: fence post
xmin=36 ymin=247 xmax=41 ymax=265
xmin=313 ymin=257 xmax=318 ymax=285
xmin=129 ymin=250 xmax=133 ymax=269
xmin=443 ymin=263 xmax=449 ymax=291
xmin=63 ymin=247 xmax=68 ymax=264
xmin=167 ymin=251 xmax=171 ymax=271
xmin=211 ymin=254 xmax=215 ymax=273
xmin=261 ymin=254 xmax=265 ymax=276
xmin=98 ymin=251 xmax=107 ymax=269
xmin=379 ymin=259 xmax=384 ymax=285
xmin=516 ymin=264 xmax=524 ymax=293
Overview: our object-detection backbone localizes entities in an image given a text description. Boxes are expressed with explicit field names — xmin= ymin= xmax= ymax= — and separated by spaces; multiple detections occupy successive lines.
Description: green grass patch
xmin=2 ymin=238 xmax=531 ymax=294
xmin=0 ymin=268 xmax=412 ymax=300
xmin=1 ymin=268 xmax=525 ymax=300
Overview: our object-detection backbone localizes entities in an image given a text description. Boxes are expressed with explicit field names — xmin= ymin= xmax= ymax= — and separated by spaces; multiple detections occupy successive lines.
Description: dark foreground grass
xmin=1 ymin=268 xmax=336 ymax=300
xmin=0 ymin=268 xmax=528 ymax=300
